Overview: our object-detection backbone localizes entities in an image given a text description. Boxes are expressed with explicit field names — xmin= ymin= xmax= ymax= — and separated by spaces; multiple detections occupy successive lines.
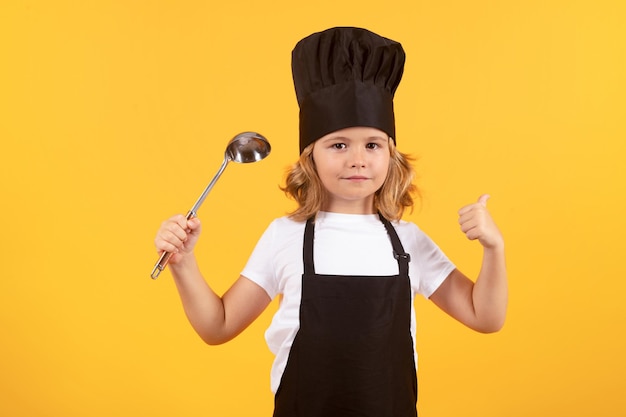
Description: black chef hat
xmin=292 ymin=27 xmax=406 ymax=153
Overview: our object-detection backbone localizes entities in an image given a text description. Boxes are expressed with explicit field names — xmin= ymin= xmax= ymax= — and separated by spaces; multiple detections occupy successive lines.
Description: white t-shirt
xmin=242 ymin=211 xmax=456 ymax=393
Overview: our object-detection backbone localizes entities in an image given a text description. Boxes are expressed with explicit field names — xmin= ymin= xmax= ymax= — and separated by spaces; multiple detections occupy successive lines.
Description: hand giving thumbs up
xmin=458 ymin=194 xmax=504 ymax=250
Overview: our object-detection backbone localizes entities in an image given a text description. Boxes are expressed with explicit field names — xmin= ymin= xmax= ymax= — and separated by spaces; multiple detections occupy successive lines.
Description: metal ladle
xmin=151 ymin=131 xmax=271 ymax=279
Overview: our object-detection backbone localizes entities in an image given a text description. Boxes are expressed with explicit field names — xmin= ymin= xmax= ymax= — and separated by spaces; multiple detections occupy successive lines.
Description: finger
xmin=164 ymin=225 xmax=191 ymax=244
xmin=458 ymin=203 xmax=473 ymax=216
xmin=458 ymin=210 xmax=477 ymax=226
xmin=159 ymin=215 xmax=189 ymax=238
xmin=458 ymin=194 xmax=491 ymax=215
xmin=156 ymin=220 xmax=191 ymax=252
xmin=464 ymin=226 xmax=482 ymax=241
xmin=458 ymin=205 xmax=486 ymax=227
xmin=187 ymin=217 xmax=201 ymax=231
xmin=459 ymin=217 xmax=479 ymax=234
xmin=478 ymin=194 xmax=490 ymax=207
xmin=458 ymin=200 xmax=479 ymax=216
xmin=155 ymin=234 xmax=182 ymax=253
xmin=173 ymin=214 xmax=191 ymax=228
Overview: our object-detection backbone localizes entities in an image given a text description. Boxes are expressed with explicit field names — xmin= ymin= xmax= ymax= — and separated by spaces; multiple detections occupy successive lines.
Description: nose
xmin=349 ymin=147 xmax=366 ymax=168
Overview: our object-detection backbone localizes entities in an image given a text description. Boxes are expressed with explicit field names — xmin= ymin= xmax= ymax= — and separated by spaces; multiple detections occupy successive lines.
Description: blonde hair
xmin=281 ymin=139 xmax=419 ymax=221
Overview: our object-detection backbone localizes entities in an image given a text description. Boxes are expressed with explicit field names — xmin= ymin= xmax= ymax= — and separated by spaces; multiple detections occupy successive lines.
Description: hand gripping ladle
xmin=150 ymin=131 xmax=271 ymax=279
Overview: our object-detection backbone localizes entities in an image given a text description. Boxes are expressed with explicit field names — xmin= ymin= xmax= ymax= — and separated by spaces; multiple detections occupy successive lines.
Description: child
xmin=154 ymin=27 xmax=507 ymax=417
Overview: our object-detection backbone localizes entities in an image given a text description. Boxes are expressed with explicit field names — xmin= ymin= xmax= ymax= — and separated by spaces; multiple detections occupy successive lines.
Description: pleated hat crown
xmin=292 ymin=27 xmax=405 ymax=153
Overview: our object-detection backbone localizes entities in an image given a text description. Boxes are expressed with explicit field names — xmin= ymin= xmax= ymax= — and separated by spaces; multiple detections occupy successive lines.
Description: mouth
xmin=343 ymin=175 xmax=369 ymax=182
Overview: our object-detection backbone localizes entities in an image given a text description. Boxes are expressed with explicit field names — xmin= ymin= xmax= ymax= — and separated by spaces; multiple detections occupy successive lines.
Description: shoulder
xmin=265 ymin=215 xmax=306 ymax=236
xmin=243 ymin=216 xmax=307 ymax=299
xmin=393 ymin=219 xmax=455 ymax=297
xmin=389 ymin=218 xmax=422 ymax=241
xmin=255 ymin=215 xmax=307 ymax=251
xmin=392 ymin=219 xmax=445 ymax=254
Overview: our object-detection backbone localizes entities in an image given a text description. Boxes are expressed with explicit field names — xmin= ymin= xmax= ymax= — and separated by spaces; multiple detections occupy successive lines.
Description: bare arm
xmin=429 ymin=195 xmax=508 ymax=333
xmin=155 ymin=215 xmax=271 ymax=345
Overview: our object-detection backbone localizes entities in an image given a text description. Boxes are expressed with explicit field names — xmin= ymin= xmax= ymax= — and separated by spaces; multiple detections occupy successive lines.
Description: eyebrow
xmin=322 ymin=135 xmax=387 ymax=142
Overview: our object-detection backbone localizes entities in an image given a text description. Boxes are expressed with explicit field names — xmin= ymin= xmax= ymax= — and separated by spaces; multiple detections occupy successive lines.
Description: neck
xmin=321 ymin=199 xmax=376 ymax=215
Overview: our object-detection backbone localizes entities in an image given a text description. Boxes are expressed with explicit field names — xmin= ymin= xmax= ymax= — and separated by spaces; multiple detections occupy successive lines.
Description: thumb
xmin=478 ymin=194 xmax=490 ymax=207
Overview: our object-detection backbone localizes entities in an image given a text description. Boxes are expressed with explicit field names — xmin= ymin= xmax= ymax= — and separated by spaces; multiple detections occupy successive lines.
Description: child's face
xmin=312 ymin=126 xmax=391 ymax=214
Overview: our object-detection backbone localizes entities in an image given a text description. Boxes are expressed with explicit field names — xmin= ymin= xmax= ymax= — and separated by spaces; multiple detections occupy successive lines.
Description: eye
xmin=331 ymin=143 xmax=346 ymax=150
xmin=366 ymin=142 xmax=380 ymax=149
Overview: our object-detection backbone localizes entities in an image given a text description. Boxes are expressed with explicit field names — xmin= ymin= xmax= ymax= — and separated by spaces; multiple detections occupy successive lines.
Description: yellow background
xmin=1 ymin=1 xmax=625 ymax=416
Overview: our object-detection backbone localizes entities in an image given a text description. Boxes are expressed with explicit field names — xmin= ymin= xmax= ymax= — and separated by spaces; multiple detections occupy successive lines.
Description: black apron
xmin=274 ymin=214 xmax=418 ymax=417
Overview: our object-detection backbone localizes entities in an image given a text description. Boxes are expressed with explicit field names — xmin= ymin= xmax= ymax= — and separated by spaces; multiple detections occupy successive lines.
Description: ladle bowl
xmin=151 ymin=131 xmax=271 ymax=279
xmin=226 ymin=132 xmax=271 ymax=163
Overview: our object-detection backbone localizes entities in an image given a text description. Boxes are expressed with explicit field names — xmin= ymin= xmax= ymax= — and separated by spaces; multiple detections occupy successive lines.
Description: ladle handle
xmin=149 ymin=128 xmax=272 ymax=280
xmin=150 ymin=158 xmax=230 ymax=280
xmin=150 ymin=210 xmax=195 ymax=279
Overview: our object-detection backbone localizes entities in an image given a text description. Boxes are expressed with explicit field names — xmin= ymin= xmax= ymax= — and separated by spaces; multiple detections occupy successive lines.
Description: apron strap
xmin=303 ymin=217 xmax=315 ymax=275
xmin=378 ymin=213 xmax=411 ymax=277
